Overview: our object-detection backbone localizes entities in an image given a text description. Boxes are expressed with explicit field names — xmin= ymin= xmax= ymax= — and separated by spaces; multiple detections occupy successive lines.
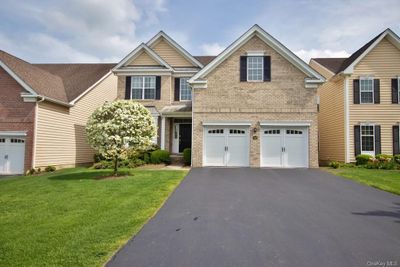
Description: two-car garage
xmin=203 ymin=122 xmax=310 ymax=168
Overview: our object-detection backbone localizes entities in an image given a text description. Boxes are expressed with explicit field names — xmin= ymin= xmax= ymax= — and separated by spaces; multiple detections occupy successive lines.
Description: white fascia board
xmin=70 ymin=71 xmax=112 ymax=105
xmin=260 ymin=121 xmax=312 ymax=127
xmin=189 ymin=24 xmax=325 ymax=83
xmin=202 ymin=121 xmax=252 ymax=126
xmin=0 ymin=60 xmax=38 ymax=96
xmin=342 ymin=29 xmax=400 ymax=75
xmin=113 ymin=43 xmax=173 ymax=71
xmin=0 ymin=131 xmax=27 ymax=137
xmin=147 ymin=31 xmax=204 ymax=68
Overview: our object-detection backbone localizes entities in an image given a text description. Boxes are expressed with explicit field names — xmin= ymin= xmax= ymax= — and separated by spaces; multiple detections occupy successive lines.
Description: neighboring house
xmin=114 ymin=25 xmax=325 ymax=168
xmin=310 ymin=28 xmax=400 ymax=164
xmin=0 ymin=50 xmax=117 ymax=174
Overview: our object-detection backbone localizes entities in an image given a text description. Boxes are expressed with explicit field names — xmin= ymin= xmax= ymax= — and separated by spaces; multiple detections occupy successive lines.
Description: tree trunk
xmin=113 ymin=156 xmax=118 ymax=176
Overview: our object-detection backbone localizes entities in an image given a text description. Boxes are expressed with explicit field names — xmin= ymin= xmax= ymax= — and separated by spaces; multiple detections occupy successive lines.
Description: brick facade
xmin=0 ymin=67 xmax=35 ymax=172
xmin=192 ymin=36 xmax=319 ymax=167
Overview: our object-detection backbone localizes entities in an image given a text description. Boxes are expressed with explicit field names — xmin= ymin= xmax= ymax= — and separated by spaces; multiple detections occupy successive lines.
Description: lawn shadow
xmin=351 ymin=202 xmax=400 ymax=223
xmin=48 ymin=170 xmax=113 ymax=181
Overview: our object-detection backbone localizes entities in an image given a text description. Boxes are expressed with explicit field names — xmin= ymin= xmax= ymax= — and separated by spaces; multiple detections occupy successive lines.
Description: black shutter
xmin=263 ymin=56 xmax=271 ymax=81
xmin=374 ymin=125 xmax=381 ymax=155
xmin=174 ymin=78 xmax=180 ymax=101
xmin=353 ymin=79 xmax=360 ymax=104
xmin=374 ymin=79 xmax=380 ymax=104
xmin=392 ymin=78 xmax=399 ymax=104
xmin=393 ymin=126 xmax=400 ymax=155
xmin=125 ymin=76 xmax=131 ymax=99
xmin=354 ymin=125 xmax=361 ymax=156
xmin=155 ymin=76 xmax=161 ymax=100
xmin=240 ymin=56 xmax=247 ymax=82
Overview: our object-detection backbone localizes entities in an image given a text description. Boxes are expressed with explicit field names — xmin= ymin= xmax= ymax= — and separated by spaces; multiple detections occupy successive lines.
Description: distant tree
xmin=86 ymin=100 xmax=156 ymax=175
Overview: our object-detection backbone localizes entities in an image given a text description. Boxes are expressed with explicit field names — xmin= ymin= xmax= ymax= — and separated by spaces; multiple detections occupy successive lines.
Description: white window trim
xmin=179 ymin=77 xmax=192 ymax=102
xmin=247 ymin=56 xmax=264 ymax=82
xmin=359 ymin=76 xmax=374 ymax=104
xmin=131 ymin=76 xmax=156 ymax=100
xmin=360 ymin=123 xmax=375 ymax=156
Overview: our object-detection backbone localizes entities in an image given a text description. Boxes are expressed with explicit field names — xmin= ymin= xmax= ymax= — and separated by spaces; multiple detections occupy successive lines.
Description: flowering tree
xmin=86 ymin=100 xmax=156 ymax=175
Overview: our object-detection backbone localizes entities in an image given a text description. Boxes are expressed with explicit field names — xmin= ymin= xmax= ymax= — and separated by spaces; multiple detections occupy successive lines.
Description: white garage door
xmin=261 ymin=127 xmax=308 ymax=168
xmin=203 ymin=127 xmax=249 ymax=167
xmin=0 ymin=137 xmax=26 ymax=175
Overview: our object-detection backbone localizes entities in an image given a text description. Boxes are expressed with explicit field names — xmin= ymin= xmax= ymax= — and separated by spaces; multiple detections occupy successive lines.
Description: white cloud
xmin=200 ymin=43 xmax=225 ymax=55
xmin=1 ymin=0 xmax=167 ymax=62
xmin=295 ymin=49 xmax=350 ymax=63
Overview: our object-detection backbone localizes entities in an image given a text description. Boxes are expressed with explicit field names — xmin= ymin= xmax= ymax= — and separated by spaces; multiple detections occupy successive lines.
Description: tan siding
xmin=127 ymin=51 xmax=160 ymax=66
xmin=348 ymin=37 xmax=400 ymax=161
xmin=309 ymin=60 xmax=335 ymax=80
xmin=151 ymin=38 xmax=195 ymax=67
xmin=35 ymin=73 xmax=118 ymax=168
xmin=317 ymin=78 xmax=345 ymax=162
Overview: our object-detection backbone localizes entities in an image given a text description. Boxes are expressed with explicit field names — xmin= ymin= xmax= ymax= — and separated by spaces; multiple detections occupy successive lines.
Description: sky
xmin=0 ymin=0 xmax=399 ymax=63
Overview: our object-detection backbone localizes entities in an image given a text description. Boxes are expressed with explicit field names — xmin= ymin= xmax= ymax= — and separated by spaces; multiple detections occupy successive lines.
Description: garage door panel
xmin=204 ymin=129 xmax=226 ymax=166
xmin=0 ymin=137 xmax=25 ymax=175
xmin=261 ymin=132 xmax=282 ymax=167
xmin=285 ymin=134 xmax=307 ymax=168
xmin=226 ymin=130 xmax=249 ymax=166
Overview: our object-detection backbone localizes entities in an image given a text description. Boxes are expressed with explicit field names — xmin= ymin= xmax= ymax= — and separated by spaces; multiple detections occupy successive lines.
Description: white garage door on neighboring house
xmin=261 ymin=126 xmax=309 ymax=168
xmin=0 ymin=135 xmax=26 ymax=175
xmin=203 ymin=125 xmax=250 ymax=167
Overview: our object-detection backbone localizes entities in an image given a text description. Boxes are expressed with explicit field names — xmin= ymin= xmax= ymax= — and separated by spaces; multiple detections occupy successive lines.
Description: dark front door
xmin=179 ymin=124 xmax=192 ymax=153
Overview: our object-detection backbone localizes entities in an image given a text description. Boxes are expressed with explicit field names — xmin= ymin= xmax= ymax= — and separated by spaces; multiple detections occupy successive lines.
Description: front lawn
xmin=326 ymin=167 xmax=400 ymax=195
xmin=0 ymin=168 xmax=187 ymax=267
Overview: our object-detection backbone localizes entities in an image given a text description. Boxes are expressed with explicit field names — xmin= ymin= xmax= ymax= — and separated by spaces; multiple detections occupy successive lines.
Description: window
xmin=229 ymin=129 xmax=245 ymax=134
xmin=180 ymin=78 xmax=191 ymax=101
xmin=131 ymin=76 xmax=156 ymax=100
xmin=0 ymin=138 xmax=5 ymax=143
xmin=208 ymin=129 xmax=224 ymax=134
xmin=247 ymin=56 xmax=263 ymax=81
xmin=361 ymin=125 xmax=374 ymax=153
xmin=10 ymin=138 xmax=24 ymax=143
xmin=286 ymin=130 xmax=303 ymax=135
xmin=264 ymin=130 xmax=280 ymax=135
xmin=360 ymin=77 xmax=374 ymax=104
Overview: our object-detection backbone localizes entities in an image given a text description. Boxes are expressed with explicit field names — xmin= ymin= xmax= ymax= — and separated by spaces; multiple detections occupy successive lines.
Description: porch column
xmin=160 ymin=116 xmax=166 ymax=150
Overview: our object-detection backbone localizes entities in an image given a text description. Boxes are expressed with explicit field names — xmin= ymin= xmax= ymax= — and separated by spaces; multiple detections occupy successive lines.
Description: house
xmin=310 ymin=29 xmax=400 ymax=164
xmin=113 ymin=24 xmax=325 ymax=168
xmin=0 ymin=50 xmax=117 ymax=174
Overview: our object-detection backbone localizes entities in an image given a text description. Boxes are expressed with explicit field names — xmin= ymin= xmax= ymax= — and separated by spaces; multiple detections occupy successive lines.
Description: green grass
xmin=0 ymin=167 xmax=187 ymax=267
xmin=326 ymin=167 xmax=400 ymax=195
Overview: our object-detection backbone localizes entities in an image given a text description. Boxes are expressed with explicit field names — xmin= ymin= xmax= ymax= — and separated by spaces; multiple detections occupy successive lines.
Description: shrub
xmin=93 ymin=153 xmax=106 ymax=163
xmin=150 ymin=150 xmax=171 ymax=164
xmin=183 ymin=148 xmax=191 ymax=166
xmin=394 ymin=154 xmax=400 ymax=164
xmin=45 ymin=166 xmax=56 ymax=172
xmin=366 ymin=159 xmax=396 ymax=170
xmin=356 ymin=154 xmax=373 ymax=165
xmin=328 ymin=161 xmax=340 ymax=169
xmin=375 ymin=154 xmax=393 ymax=163
xmin=26 ymin=169 xmax=36 ymax=176
xmin=143 ymin=153 xmax=151 ymax=164
xmin=92 ymin=161 xmax=113 ymax=169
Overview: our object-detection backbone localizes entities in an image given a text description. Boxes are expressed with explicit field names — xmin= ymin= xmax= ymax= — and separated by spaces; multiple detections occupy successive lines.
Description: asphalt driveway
xmin=107 ymin=168 xmax=400 ymax=267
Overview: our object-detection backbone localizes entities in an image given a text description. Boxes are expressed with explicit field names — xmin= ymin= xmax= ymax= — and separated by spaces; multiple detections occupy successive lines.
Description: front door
xmin=179 ymin=124 xmax=192 ymax=153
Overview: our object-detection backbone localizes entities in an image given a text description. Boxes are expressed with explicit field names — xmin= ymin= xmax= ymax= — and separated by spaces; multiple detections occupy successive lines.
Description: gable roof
xmin=311 ymin=58 xmax=347 ymax=74
xmin=0 ymin=50 xmax=115 ymax=105
xmin=312 ymin=28 xmax=400 ymax=75
xmin=189 ymin=24 xmax=325 ymax=84
xmin=147 ymin=31 xmax=204 ymax=68
xmin=35 ymin=63 xmax=115 ymax=102
xmin=194 ymin=56 xmax=216 ymax=66
xmin=113 ymin=43 xmax=173 ymax=71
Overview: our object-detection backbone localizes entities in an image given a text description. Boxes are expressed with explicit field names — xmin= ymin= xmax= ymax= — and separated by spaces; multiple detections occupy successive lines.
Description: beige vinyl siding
xmin=35 ymin=73 xmax=118 ymax=168
xmin=128 ymin=51 xmax=161 ymax=66
xmin=309 ymin=60 xmax=335 ymax=80
xmin=348 ymin=37 xmax=400 ymax=161
xmin=151 ymin=38 xmax=195 ymax=67
xmin=318 ymin=77 xmax=346 ymax=162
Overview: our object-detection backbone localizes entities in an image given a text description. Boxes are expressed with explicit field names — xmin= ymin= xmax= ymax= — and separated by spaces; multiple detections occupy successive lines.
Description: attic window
xmin=247 ymin=56 xmax=263 ymax=81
